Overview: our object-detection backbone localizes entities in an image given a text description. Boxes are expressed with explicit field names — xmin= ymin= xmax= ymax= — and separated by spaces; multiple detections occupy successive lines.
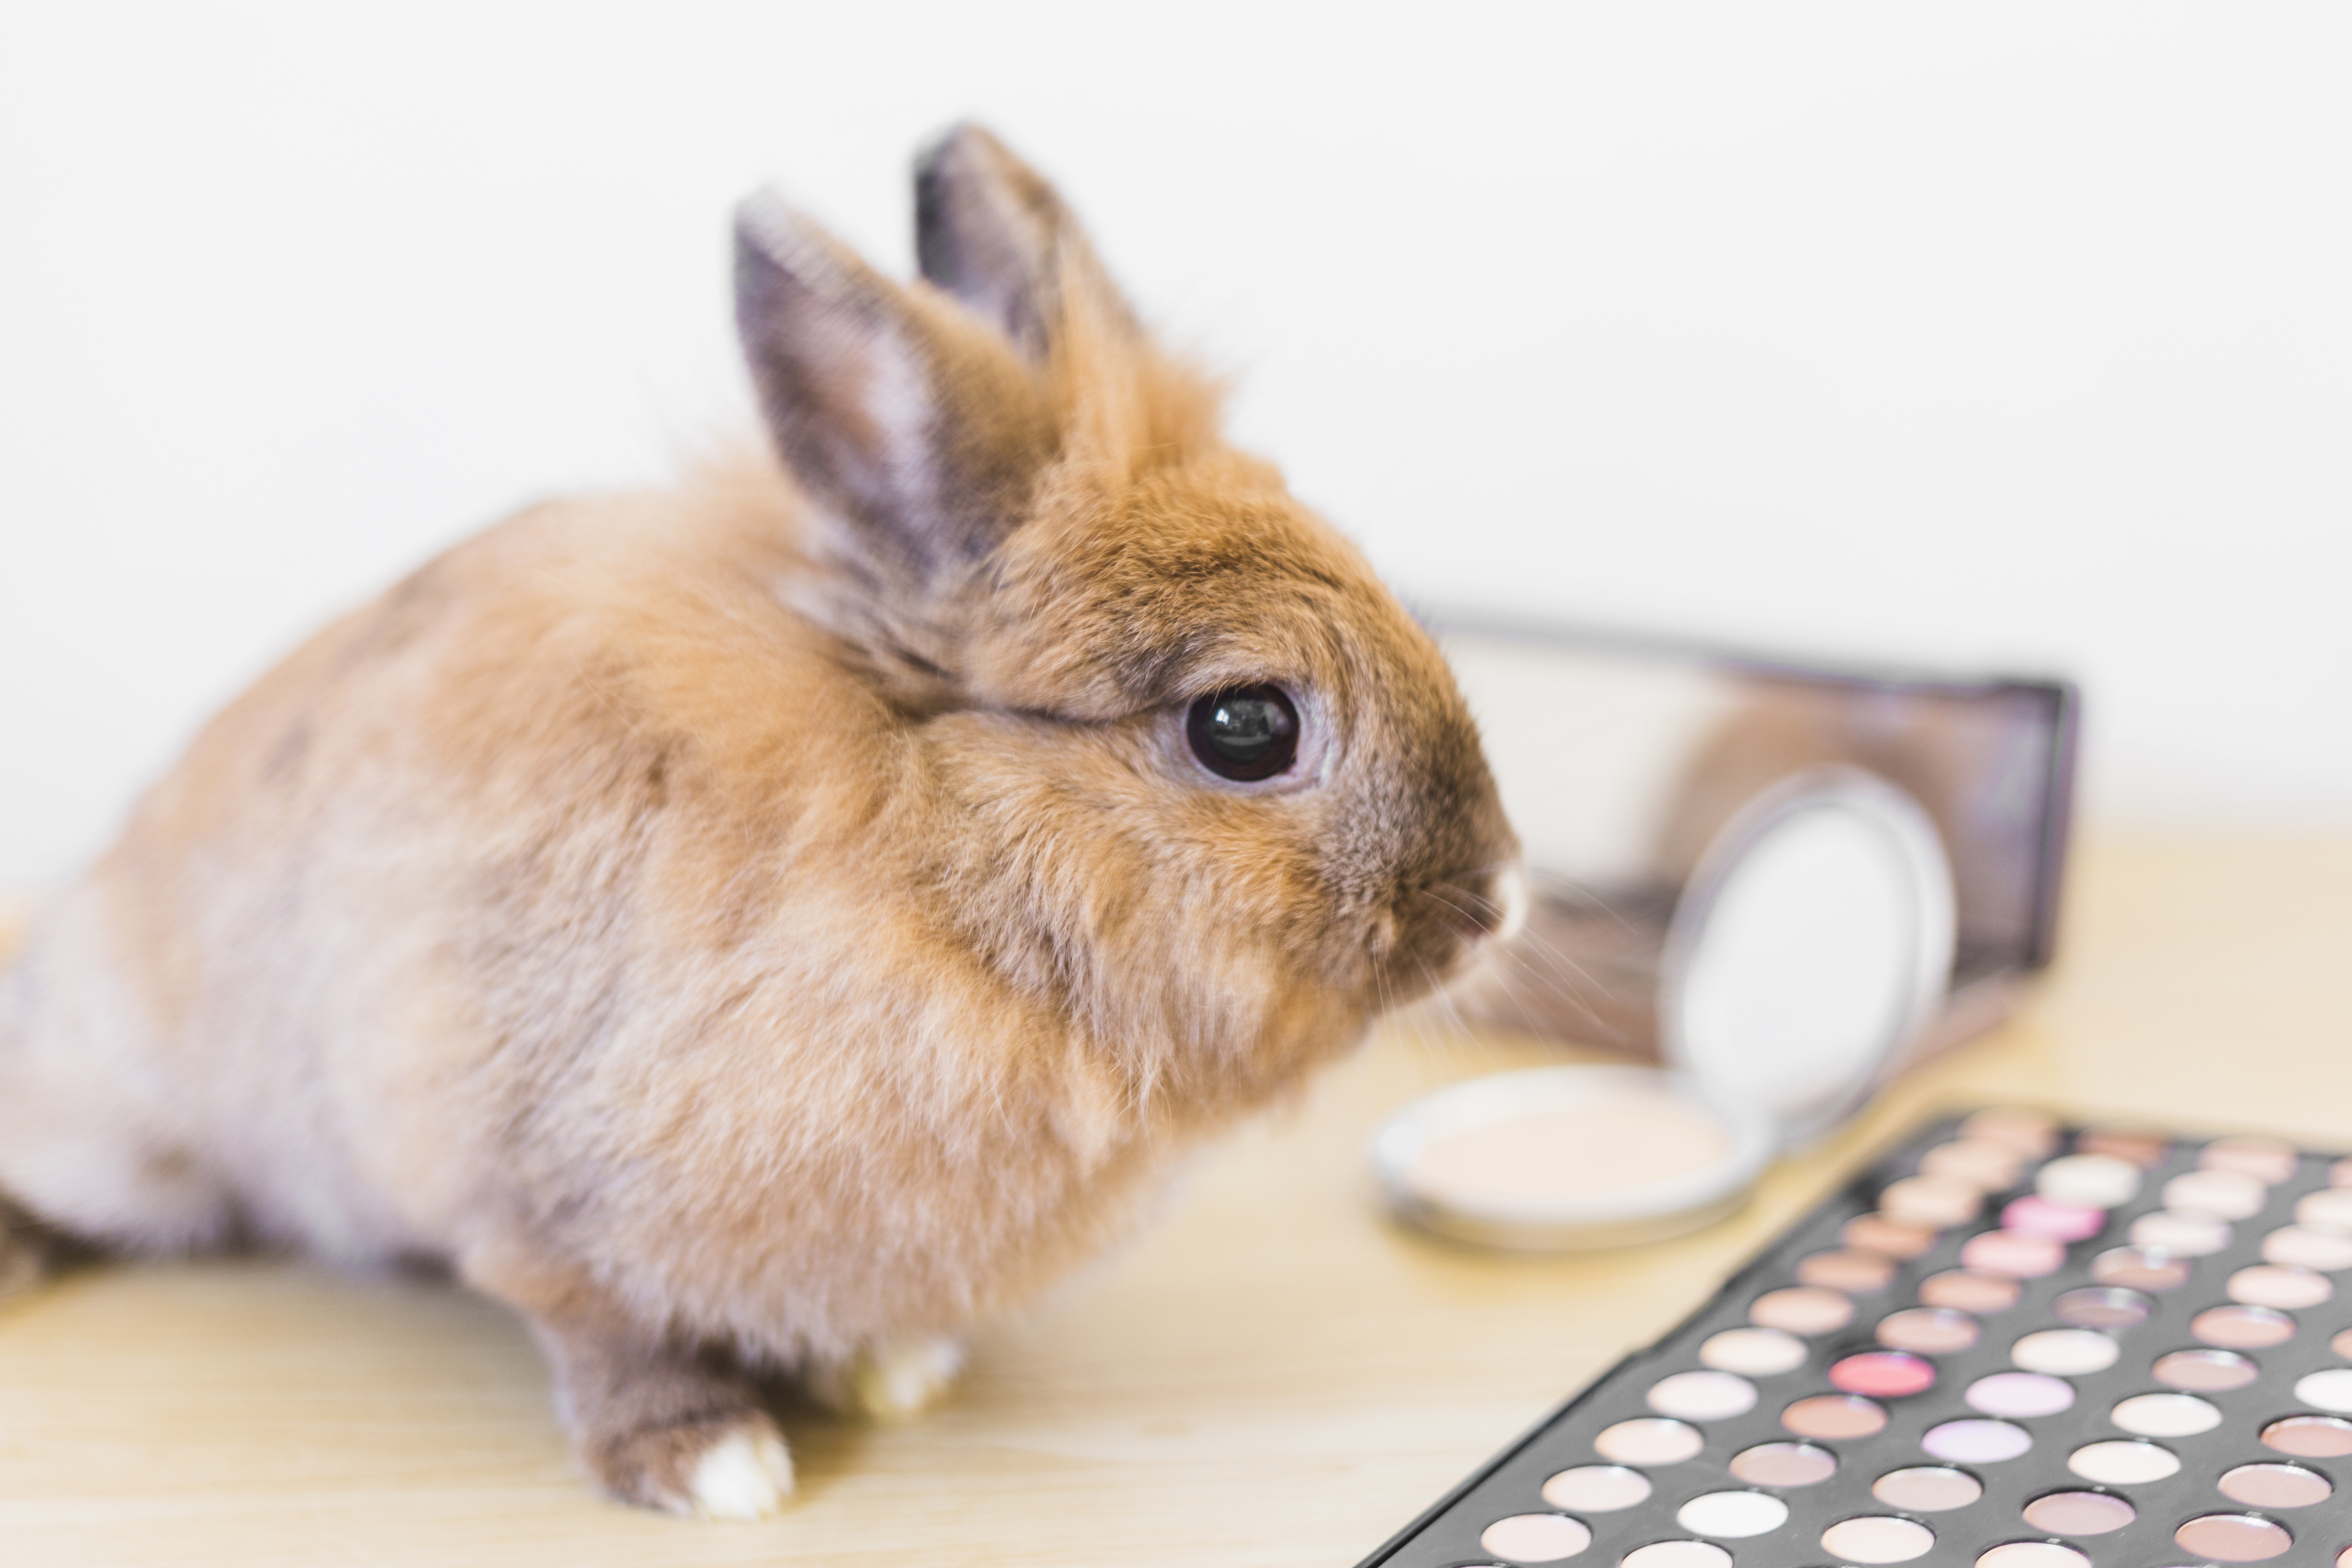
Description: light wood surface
xmin=3 ymin=835 xmax=2350 ymax=1565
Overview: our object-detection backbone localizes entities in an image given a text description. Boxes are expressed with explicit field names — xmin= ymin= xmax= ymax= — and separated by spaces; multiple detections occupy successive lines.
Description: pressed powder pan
xmin=1375 ymin=769 xmax=1956 ymax=1250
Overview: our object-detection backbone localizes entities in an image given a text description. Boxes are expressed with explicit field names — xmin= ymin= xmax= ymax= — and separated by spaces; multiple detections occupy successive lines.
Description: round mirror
xmin=1660 ymin=768 xmax=1955 ymax=1147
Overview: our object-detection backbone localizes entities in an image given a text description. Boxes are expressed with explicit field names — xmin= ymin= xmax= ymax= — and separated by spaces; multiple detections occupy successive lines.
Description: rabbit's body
xmin=0 ymin=129 xmax=1520 ymax=1516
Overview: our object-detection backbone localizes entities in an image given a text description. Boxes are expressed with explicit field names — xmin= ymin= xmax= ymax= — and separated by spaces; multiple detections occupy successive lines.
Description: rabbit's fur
xmin=0 ymin=127 xmax=1521 ymax=1517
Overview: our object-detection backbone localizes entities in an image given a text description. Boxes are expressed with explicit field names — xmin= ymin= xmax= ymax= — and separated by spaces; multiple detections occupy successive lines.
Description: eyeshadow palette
xmin=1356 ymin=1109 xmax=2352 ymax=1568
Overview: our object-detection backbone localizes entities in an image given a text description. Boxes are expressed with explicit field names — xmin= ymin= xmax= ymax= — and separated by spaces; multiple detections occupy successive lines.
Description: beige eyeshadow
xmin=2067 ymin=1439 xmax=2179 ymax=1484
xmin=1729 ymin=1441 xmax=1837 ymax=1486
xmin=1796 ymin=1249 xmax=1897 ymax=1293
xmin=1880 ymin=1175 xmax=1981 ymax=1228
xmin=2338 ymin=1327 xmax=2352 ymax=1357
xmin=2165 ymin=1168 xmax=2268 ymax=1219
xmin=1844 ymin=1213 xmax=1938 ymax=1259
xmin=1592 ymin=1418 xmax=1702 ymax=1466
xmin=2201 ymin=1135 xmax=2300 ymax=1184
xmin=2261 ymin=1415 xmax=2352 ymax=1457
xmin=2154 ymin=1348 xmax=2258 ymax=1391
xmin=2131 ymin=1210 xmax=2231 ymax=1255
xmin=1479 ymin=1512 xmax=1591 ymax=1562
xmin=1541 ymin=1465 xmax=1650 ymax=1511
xmin=1782 ymin=1394 xmax=1887 ymax=1439
xmin=2298 ymin=1188 xmax=2352 ymax=1230
xmin=1961 ymin=1107 xmax=2059 ymax=1157
xmin=1877 ymin=1308 xmax=1979 ymax=1355
xmin=1819 ymin=1516 xmax=1934 ymax=1564
xmin=1750 ymin=1286 xmax=1854 ymax=1335
xmin=2093 ymin=1246 xmax=2191 ymax=1292
xmin=1960 ymin=1229 xmax=2063 ymax=1279
xmin=2264 ymin=1223 xmax=2352 ymax=1271
xmin=2021 ymin=1491 xmax=2134 ymax=1535
xmin=2229 ymin=1263 xmax=2333 ymax=1308
xmin=1918 ymin=1270 xmax=2021 ymax=1313
xmin=1405 ymin=1093 xmax=1730 ymax=1209
xmin=1920 ymin=1138 xmax=2027 ymax=1189
xmin=2217 ymin=1462 xmax=2332 ymax=1508
xmin=1870 ymin=1466 xmax=1980 ymax=1510
xmin=2173 ymin=1513 xmax=2293 ymax=1562
xmin=2193 ymin=1304 xmax=2296 ymax=1348
xmin=2076 ymin=1126 xmax=2170 ymax=1167
xmin=1700 ymin=1327 xmax=1807 ymax=1377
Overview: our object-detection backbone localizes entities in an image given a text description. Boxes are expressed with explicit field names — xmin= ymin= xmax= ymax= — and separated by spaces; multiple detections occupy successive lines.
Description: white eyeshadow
xmin=2037 ymin=1154 xmax=2140 ymax=1208
xmin=2111 ymin=1392 xmax=2222 ymax=1436
xmin=1675 ymin=1490 xmax=1789 ymax=1538
xmin=2068 ymin=1439 xmax=2181 ymax=1484
xmin=1700 ymin=1327 xmax=1808 ymax=1376
xmin=1648 ymin=1369 xmax=1757 ymax=1421
xmin=2011 ymin=1329 xmax=2119 ymax=1375
xmin=2296 ymin=1368 xmax=2352 ymax=1414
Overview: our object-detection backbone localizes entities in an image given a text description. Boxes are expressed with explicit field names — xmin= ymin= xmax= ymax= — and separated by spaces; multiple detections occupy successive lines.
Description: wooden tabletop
xmin=3 ymin=834 xmax=2349 ymax=1566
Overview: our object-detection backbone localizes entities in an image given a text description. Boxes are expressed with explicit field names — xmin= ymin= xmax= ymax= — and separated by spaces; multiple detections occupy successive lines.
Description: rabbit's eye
xmin=1186 ymin=685 xmax=1300 ymax=782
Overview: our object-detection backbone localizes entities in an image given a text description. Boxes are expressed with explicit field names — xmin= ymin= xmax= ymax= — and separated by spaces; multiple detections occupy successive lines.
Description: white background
xmin=4 ymin=4 xmax=2349 ymax=889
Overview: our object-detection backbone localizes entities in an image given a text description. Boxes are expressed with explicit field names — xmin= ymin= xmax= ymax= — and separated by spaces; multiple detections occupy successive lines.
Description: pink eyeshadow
xmin=2217 ymin=1461 xmax=2333 ymax=1509
xmin=1830 ymin=1351 xmax=1936 ymax=1398
xmin=1798 ymin=1249 xmax=1898 ymax=1293
xmin=2153 ymin=1348 xmax=2258 ymax=1391
xmin=2229 ymin=1263 xmax=2333 ymax=1309
xmin=2261 ymin=1415 xmax=2352 ymax=1457
xmin=2193 ymin=1304 xmax=2296 ymax=1349
xmin=1960 ymin=1229 xmax=2065 ymax=1279
xmin=2002 ymin=1195 xmax=2106 ymax=1242
xmin=2174 ymin=1513 xmax=2294 ymax=1562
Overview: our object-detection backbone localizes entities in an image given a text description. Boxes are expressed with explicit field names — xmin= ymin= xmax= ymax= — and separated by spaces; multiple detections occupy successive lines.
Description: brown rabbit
xmin=0 ymin=126 xmax=1522 ymax=1518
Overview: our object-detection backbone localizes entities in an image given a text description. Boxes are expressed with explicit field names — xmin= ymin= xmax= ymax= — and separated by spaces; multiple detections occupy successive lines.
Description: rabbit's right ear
xmin=914 ymin=123 xmax=1136 ymax=363
xmin=735 ymin=193 xmax=1057 ymax=585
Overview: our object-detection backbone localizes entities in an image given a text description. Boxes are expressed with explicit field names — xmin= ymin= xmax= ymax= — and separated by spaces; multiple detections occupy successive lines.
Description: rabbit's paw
xmin=592 ymin=1412 xmax=794 ymax=1520
xmin=807 ymin=1336 xmax=965 ymax=1423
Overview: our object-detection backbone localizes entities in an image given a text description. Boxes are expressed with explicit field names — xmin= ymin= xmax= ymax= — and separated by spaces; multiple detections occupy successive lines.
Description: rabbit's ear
xmin=914 ymin=124 xmax=1134 ymax=362
xmin=735 ymin=193 xmax=1057 ymax=580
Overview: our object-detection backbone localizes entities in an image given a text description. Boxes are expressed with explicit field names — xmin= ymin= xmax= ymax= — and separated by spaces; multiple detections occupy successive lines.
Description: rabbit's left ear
xmin=915 ymin=123 xmax=1136 ymax=363
xmin=734 ymin=193 xmax=1057 ymax=582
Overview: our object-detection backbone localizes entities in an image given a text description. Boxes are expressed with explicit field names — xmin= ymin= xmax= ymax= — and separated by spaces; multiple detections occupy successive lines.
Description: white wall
xmin=4 ymin=3 xmax=2349 ymax=889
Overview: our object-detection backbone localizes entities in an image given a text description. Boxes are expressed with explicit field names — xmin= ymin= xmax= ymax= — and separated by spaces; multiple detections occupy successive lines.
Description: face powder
xmin=1373 ymin=1065 xmax=1774 ymax=1250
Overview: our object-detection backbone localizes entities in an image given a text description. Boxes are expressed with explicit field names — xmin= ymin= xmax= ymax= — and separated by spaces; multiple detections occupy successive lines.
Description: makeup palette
xmin=1357 ymin=1110 xmax=2352 ymax=1568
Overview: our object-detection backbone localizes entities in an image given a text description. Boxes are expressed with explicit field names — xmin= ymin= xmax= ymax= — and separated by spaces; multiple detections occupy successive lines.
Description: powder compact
xmin=1375 ymin=769 xmax=1955 ymax=1250
xmin=1354 ymin=1109 xmax=2352 ymax=1568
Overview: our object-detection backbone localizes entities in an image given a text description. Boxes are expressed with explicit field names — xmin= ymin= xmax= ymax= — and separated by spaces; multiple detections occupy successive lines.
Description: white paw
xmin=687 ymin=1427 xmax=794 ymax=1520
xmin=811 ymin=1335 xmax=966 ymax=1422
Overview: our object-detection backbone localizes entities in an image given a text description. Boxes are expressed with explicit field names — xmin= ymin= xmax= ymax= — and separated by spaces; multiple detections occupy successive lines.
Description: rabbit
xmin=0 ymin=124 xmax=1525 ymax=1519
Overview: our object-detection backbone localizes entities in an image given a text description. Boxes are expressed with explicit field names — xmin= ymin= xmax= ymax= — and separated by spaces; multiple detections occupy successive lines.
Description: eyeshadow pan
xmin=2263 ymin=1224 xmax=2352 ymax=1271
xmin=2331 ymin=1157 xmax=2352 ymax=1188
xmin=1919 ymin=1270 xmax=2021 ymax=1313
xmin=1542 ymin=1465 xmax=1651 ymax=1511
xmin=2192 ymin=1304 xmax=2295 ymax=1348
xmin=1699 ymin=1327 xmax=1806 ymax=1376
xmin=2153 ymin=1347 xmax=2258 ymax=1391
xmin=1796 ymin=1248 xmax=1897 ymax=1293
xmin=2130 ymin=1209 xmax=2231 ymax=1255
xmin=2020 ymin=1490 xmax=2134 ymax=1535
xmin=1965 ymin=1372 xmax=2073 ymax=1418
xmin=2110 ymin=1391 xmax=2221 ymax=1436
xmin=1593 ymin=1418 xmax=1703 ymax=1466
xmin=1922 ymin=1418 xmax=2031 ymax=1462
xmin=1673 ymin=1490 xmax=1787 ymax=1537
xmin=2066 ymin=1439 xmax=2178 ymax=1483
xmin=2003 ymin=1195 xmax=2105 ymax=1242
xmin=1961 ymin=1230 xmax=2064 ymax=1279
xmin=2172 ymin=1513 xmax=2294 ymax=1563
xmin=2294 ymin=1366 xmax=2352 ymax=1412
xmin=1877 ymin=1307 xmax=1979 ymax=1355
xmin=1830 ymin=1351 xmax=1935 ymax=1398
xmin=2093 ymin=1246 xmax=2191 ymax=1291
xmin=2336 ymin=1326 xmax=2352 ymax=1356
xmin=2076 ymin=1126 xmax=2169 ymax=1167
xmin=2036 ymin=1153 xmax=2140 ymax=1209
xmin=2051 ymin=1286 xmax=2150 ymax=1329
xmin=1870 ymin=1466 xmax=1980 ymax=1510
xmin=1728 ymin=1441 xmax=1837 ymax=1486
xmin=1479 ymin=1513 xmax=1592 ymax=1562
xmin=1819 ymin=1516 xmax=1934 ymax=1564
xmin=1880 ymin=1176 xmax=1981 ymax=1229
xmin=1961 ymin=1107 xmax=2059 ymax=1156
xmin=1975 ymin=1546 xmax=2088 ymax=1568
xmin=1750 ymin=1285 xmax=1853 ymax=1335
xmin=2295 ymin=1188 xmax=2352 ymax=1230
xmin=1920 ymin=1138 xmax=2027 ymax=1189
xmin=2217 ymin=1461 xmax=2331 ymax=1508
xmin=2260 ymin=1415 xmax=2352 ymax=1457
xmin=2200 ymin=1135 xmax=2300 ymax=1184
xmin=2229 ymin=1263 xmax=2332 ymax=1308
xmin=2165 ymin=1168 xmax=2268 ymax=1220
xmin=1647 ymin=1370 xmax=1756 ymax=1421
xmin=1843 ymin=1213 xmax=1938 ymax=1260
xmin=1618 ymin=1542 xmax=1729 ymax=1568
xmin=1782 ymin=1394 xmax=1888 ymax=1439
xmin=2011 ymin=1329 xmax=2117 ymax=1375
